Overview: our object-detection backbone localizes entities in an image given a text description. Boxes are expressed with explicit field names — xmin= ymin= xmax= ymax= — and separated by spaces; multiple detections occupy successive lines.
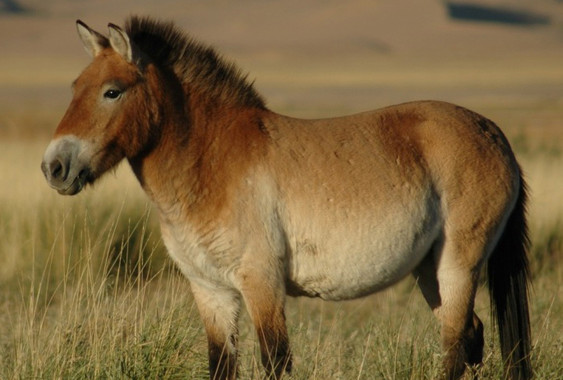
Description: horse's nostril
xmin=49 ymin=158 xmax=67 ymax=181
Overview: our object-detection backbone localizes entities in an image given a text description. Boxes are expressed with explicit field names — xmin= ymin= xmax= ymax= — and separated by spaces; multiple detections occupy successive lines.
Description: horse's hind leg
xmin=413 ymin=246 xmax=484 ymax=380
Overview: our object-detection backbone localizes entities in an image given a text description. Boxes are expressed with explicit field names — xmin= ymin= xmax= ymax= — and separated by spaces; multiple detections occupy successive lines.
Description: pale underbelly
xmin=285 ymin=211 xmax=442 ymax=301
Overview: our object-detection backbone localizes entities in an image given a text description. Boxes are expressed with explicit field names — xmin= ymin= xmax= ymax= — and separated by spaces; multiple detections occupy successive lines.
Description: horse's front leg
xmin=190 ymin=281 xmax=242 ymax=380
xmin=238 ymin=268 xmax=292 ymax=379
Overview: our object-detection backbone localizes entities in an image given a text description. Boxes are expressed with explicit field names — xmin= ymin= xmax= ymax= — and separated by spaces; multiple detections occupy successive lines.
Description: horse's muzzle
xmin=41 ymin=136 xmax=92 ymax=195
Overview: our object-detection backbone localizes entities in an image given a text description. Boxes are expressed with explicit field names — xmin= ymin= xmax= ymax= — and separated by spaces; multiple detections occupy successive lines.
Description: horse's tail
xmin=487 ymin=170 xmax=532 ymax=380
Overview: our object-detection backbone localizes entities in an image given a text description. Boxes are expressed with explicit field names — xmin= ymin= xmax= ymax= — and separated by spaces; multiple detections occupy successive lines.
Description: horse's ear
xmin=76 ymin=20 xmax=108 ymax=57
xmin=108 ymin=23 xmax=135 ymax=63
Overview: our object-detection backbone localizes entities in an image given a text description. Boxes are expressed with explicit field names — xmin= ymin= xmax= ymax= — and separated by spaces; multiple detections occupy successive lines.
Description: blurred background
xmin=1 ymin=0 xmax=562 ymax=131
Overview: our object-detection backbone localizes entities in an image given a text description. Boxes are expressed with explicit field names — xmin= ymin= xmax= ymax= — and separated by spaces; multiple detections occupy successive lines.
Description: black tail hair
xmin=487 ymin=172 xmax=532 ymax=380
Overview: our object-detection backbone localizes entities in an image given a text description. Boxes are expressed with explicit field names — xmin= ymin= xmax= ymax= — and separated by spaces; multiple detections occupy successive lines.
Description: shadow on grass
xmin=0 ymin=0 xmax=29 ymax=14
xmin=446 ymin=2 xmax=550 ymax=26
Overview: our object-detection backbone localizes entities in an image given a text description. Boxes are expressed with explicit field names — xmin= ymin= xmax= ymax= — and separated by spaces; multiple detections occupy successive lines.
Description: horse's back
xmin=265 ymin=100 xmax=519 ymax=215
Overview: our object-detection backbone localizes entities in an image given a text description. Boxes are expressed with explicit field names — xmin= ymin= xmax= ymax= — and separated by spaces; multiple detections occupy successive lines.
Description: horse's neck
xmin=129 ymin=98 xmax=268 ymax=221
xmin=126 ymin=89 xmax=195 ymax=208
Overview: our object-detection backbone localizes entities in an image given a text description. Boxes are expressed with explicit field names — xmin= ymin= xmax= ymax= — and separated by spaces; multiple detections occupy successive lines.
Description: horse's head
xmin=41 ymin=21 xmax=158 ymax=195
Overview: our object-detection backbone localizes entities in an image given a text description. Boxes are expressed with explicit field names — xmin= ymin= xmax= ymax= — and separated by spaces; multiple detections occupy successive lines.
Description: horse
xmin=41 ymin=16 xmax=532 ymax=380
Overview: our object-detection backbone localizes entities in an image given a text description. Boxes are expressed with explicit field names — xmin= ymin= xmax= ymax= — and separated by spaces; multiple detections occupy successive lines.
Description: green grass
xmin=0 ymin=131 xmax=561 ymax=379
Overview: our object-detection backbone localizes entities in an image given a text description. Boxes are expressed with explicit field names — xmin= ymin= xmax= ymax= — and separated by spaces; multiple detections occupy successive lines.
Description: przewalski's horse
xmin=41 ymin=16 xmax=532 ymax=380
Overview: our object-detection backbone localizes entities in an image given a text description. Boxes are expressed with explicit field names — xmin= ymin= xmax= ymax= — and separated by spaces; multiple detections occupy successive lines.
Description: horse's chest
xmin=159 ymin=217 xmax=237 ymax=286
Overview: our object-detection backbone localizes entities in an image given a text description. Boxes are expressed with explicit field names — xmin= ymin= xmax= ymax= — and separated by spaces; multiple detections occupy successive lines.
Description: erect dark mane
xmin=124 ymin=16 xmax=266 ymax=109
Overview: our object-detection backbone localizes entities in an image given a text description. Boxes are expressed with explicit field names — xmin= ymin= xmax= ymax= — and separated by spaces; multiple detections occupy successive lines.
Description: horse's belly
xmin=286 ymin=201 xmax=442 ymax=301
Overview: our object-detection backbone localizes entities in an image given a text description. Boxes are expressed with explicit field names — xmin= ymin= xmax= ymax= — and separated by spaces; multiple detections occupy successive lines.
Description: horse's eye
xmin=103 ymin=89 xmax=122 ymax=99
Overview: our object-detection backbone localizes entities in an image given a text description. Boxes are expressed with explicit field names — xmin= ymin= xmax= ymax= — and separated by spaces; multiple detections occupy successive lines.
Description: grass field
xmin=1 ymin=1 xmax=562 ymax=379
